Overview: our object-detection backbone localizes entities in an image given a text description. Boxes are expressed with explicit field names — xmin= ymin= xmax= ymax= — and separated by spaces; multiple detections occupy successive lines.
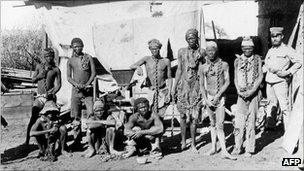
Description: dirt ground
xmin=0 ymin=117 xmax=301 ymax=170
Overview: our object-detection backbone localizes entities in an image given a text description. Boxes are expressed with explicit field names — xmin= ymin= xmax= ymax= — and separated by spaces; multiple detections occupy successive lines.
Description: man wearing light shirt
xmin=264 ymin=27 xmax=302 ymax=131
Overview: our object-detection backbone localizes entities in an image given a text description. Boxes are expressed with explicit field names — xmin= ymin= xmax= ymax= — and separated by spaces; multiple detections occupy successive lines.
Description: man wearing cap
xmin=130 ymin=39 xmax=172 ymax=118
xmin=123 ymin=97 xmax=164 ymax=159
xmin=84 ymin=99 xmax=124 ymax=158
xmin=25 ymin=48 xmax=62 ymax=145
xmin=67 ymin=38 xmax=96 ymax=151
xmin=30 ymin=100 xmax=69 ymax=161
xmin=200 ymin=41 xmax=236 ymax=160
xmin=264 ymin=27 xmax=302 ymax=131
xmin=232 ymin=37 xmax=263 ymax=156
xmin=171 ymin=28 xmax=205 ymax=153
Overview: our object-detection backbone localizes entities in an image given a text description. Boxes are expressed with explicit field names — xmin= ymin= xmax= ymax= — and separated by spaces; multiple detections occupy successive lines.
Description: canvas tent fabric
xmin=33 ymin=1 xmax=204 ymax=111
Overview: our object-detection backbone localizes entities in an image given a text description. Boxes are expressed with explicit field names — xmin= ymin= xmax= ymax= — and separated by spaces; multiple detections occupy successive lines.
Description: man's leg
xmin=265 ymin=83 xmax=279 ymax=129
xmin=216 ymin=106 xmax=236 ymax=160
xmin=70 ymin=90 xmax=82 ymax=148
xmin=244 ymin=96 xmax=258 ymax=156
xmin=59 ymin=125 xmax=71 ymax=157
xmin=190 ymin=117 xmax=198 ymax=153
xmin=84 ymin=129 xmax=96 ymax=158
xmin=25 ymin=107 xmax=40 ymax=145
xmin=105 ymin=127 xmax=122 ymax=155
xmin=232 ymin=97 xmax=246 ymax=155
xmin=35 ymin=135 xmax=47 ymax=158
xmin=273 ymin=81 xmax=289 ymax=131
xmin=204 ymin=107 xmax=217 ymax=155
xmin=180 ymin=115 xmax=187 ymax=150
xmin=123 ymin=127 xmax=140 ymax=158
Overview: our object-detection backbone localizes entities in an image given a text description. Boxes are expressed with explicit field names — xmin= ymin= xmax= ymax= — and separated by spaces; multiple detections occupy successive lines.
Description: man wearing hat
xmin=130 ymin=39 xmax=172 ymax=118
xmin=84 ymin=99 xmax=124 ymax=158
xmin=232 ymin=37 xmax=263 ymax=156
xmin=67 ymin=38 xmax=96 ymax=151
xmin=123 ymin=97 xmax=163 ymax=159
xmin=264 ymin=27 xmax=302 ymax=131
xmin=171 ymin=28 xmax=205 ymax=153
xmin=25 ymin=48 xmax=62 ymax=145
xmin=30 ymin=100 xmax=70 ymax=161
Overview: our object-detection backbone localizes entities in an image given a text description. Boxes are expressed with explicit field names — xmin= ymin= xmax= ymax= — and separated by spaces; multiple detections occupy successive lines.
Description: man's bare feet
xmin=84 ymin=148 xmax=96 ymax=158
xmin=181 ymin=143 xmax=187 ymax=151
xmin=61 ymin=151 xmax=73 ymax=157
xmin=204 ymin=148 xmax=217 ymax=156
xmin=244 ymin=152 xmax=252 ymax=157
xmin=231 ymin=148 xmax=241 ymax=155
xmin=122 ymin=146 xmax=136 ymax=158
xmin=221 ymin=153 xmax=237 ymax=160
xmin=110 ymin=149 xmax=123 ymax=156
xmin=191 ymin=145 xmax=199 ymax=154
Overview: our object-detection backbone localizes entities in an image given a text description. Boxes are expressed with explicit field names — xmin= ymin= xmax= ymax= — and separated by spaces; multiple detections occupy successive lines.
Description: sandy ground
xmin=0 ymin=117 xmax=301 ymax=170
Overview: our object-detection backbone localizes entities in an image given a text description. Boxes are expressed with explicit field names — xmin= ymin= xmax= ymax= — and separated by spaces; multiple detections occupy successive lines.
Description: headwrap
xmin=93 ymin=100 xmax=105 ymax=112
xmin=71 ymin=37 xmax=84 ymax=46
xmin=270 ymin=27 xmax=283 ymax=35
xmin=185 ymin=28 xmax=199 ymax=40
xmin=43 ymin=48 xmax=55 ymax=57
xmin=133 ymin=97 xmax=149 ymax=109
xmin=241 ymin=37 xmax=254 ymax=47
xmin=206 ymin=41 xmax=218 ymax=50
xmin=148 ymin=39 xmax=162 ymax=49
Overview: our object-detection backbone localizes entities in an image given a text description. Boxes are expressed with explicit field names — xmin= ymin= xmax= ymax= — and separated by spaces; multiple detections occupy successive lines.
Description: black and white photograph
xmin=1 ymin=0 xmax=303 ymax=170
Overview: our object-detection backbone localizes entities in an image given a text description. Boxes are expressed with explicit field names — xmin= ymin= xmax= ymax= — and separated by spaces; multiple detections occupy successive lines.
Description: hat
xmin=93 ymin=100 xmax=105 ymax=112
xmin=40 ymin=101 xmax=59 ymax=115
xmin=148 ymin=39 xmax=162 ymax=49
xmin=270 ymin=27 xmax=283 ymax=34
xmin=185 ymin=28 xmax=199 ymax=40
xmin=133 ymin=97 xmax=149 ymax=109
xmin=206 ymin=41 xmax=218 ymax=50
xmin=241 ymin=37 xmax=254 ymax=47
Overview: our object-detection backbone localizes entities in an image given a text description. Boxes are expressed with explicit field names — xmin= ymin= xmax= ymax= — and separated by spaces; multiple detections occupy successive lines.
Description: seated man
xmin=123 ymin=97 xmax=163 ymax=159
xmin=84 ymin=99 xmax=124 ymax=158
xmin=30 ymin=100 xmax=70 ymax=162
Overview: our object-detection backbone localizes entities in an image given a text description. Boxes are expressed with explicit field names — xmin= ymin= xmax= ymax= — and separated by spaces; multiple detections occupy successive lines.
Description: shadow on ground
xmin=1 ymin=144 xmax=38 ymax=164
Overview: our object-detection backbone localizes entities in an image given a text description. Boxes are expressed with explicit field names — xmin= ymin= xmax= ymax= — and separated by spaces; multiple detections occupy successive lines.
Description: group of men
xmin=23 ymin=26 xmax=302 ymax=162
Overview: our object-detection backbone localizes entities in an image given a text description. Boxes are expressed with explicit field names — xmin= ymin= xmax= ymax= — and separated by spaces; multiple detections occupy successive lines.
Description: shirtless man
xmin=130 ymin=39 xmax=172 ymax=118
xmin=171 ymin=28 xmax=205 ymax=153
xmin=30 ymin=100 xmax=69 ymax=161
xmin=200 ymin=41 xmax=236 ymax=160
xmin=25 ymin=48 xmax=62 ymax=145
xmin=123 ymin=97 xmax=164 ymax=159
xmin=232 ymin=37 xmax=263 ymax=156
xmin=67 ymin=38 xmax=96 ymax=150
xmin=84 ymin=99 xmax=124 ymax=158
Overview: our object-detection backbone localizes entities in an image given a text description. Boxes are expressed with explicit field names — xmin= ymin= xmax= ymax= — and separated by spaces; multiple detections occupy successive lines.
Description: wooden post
xmin=211 ymin=20 xmax=217 ymax=41
xmin=43 ymin=29 xmax=48 ymax=49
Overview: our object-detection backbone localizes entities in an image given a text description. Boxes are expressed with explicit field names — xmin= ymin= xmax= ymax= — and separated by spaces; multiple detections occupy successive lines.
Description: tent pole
xmin=212 ymin=20 xmax=217 ymax=41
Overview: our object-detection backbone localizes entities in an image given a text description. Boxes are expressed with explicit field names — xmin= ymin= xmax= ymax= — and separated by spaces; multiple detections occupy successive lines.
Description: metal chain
xmin=153 ymin=57 xmax=159 ymax=114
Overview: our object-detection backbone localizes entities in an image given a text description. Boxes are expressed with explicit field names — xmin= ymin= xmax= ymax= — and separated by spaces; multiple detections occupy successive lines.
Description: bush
xmin=1 ymin=29 xmax=46 ymax=70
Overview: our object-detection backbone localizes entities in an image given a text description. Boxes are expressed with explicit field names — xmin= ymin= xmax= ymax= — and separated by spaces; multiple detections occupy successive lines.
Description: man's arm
xmin=199 ymin=65 xmax=212 ymax=107
xmin=140 ymin=115 xmax=164 ymax=135
xmin=130 ymin=56 xmax=148 ymax=76
xmin=172 ymin=49 xmax=183 ymax=97
xmin=85 ymin=55 xmax=96 ymax=86
xmin=124 ymin=114 xmax=137 ymax=137
xmin=30 ymin=120 xmax=55 ymax=137
xmin=67 ymin=59 xmax=78 ymax=87
xmin=234 ymin=58 xmax=241 ymax=95
xmin=215 ymin=62 xmax=230 ymax=98
xmin=247 ymin=56 xmax=263 ymax=96
xmin=32 ymin=65 xmax=45 ymax=83
xmin=166 ymin=59 xmax=173 ymax=97
xmin=50 ymin=68 xmax=62 ymax=95
xmin=286 ymin=48 xmax=302 ymax=75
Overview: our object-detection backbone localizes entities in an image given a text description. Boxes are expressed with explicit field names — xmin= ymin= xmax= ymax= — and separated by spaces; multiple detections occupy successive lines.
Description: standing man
xmin=200 ymin=41 xmax=236 ymax=160
xmin=25 ymin=48 xmax=62 ymax=145
xmin=130 ymin=39 xmax=172 ymax=118
xmin=171 ymin=28 xmax=205 ymax=153
xmin=264 ymin=27 xmax=302 ymax=131
xmin=232 ymin=37 xmax=263 ymax=156
xmin=67 ymin=38 xmax=96 ymax=151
